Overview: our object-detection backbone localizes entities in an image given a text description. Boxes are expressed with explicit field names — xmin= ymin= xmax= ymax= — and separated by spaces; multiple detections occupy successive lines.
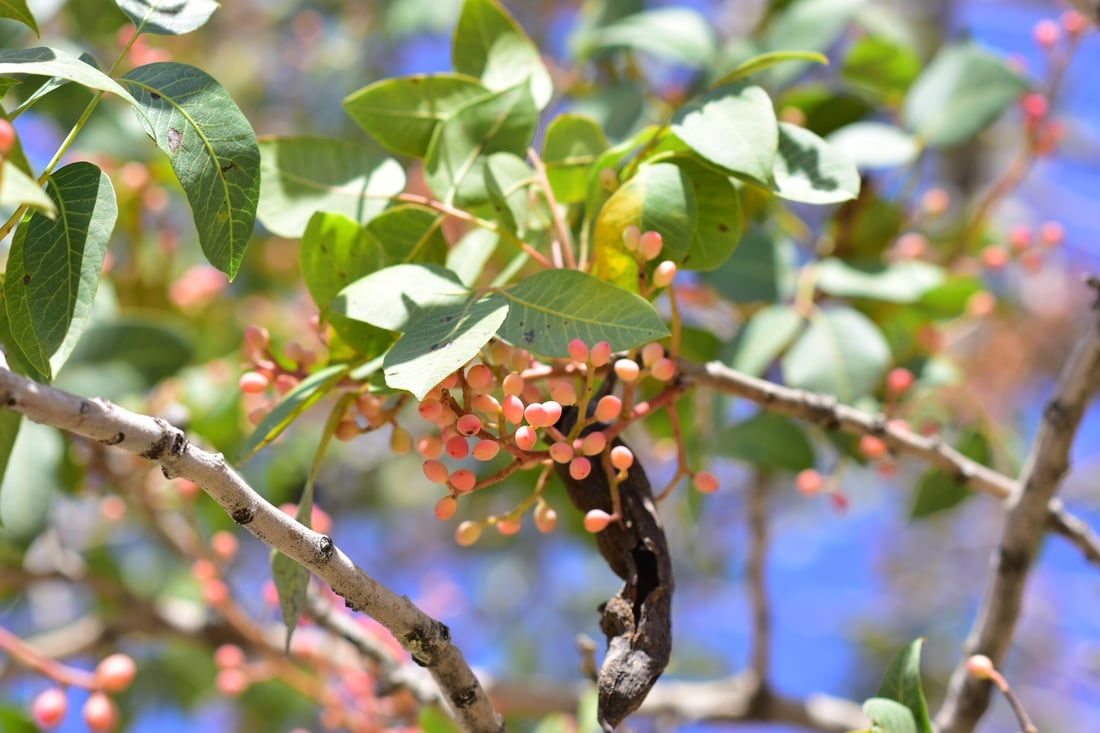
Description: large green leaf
xmin=827 ymin=122 xmax=920 ymax=170
xmin=3 ymin=162 xmax=116 ymax=379
xmin=240 ymin=364 xmax=348 ymax=462
xmin=863 ymin=697 xmax=918 ymax=733
xmin=0 ymin=160 xmax=55 ymax=216
xmin=704 ymin=226 xmax=797 ymax=303
xmin=842 ymin=35 xmax=921 ymax=103
xmin=257 ymin=136 xmax=406 ymax=238
xmin=484 ymin=152 xmax=535 ymax=237
xmin=903 ymin=40 xmax=1028 ymax=148
xmin=720 ymin=412 xmax=815 ymax=472
xmin=452 ymin=0 xmax=552 ymax=109
xmin=782 ymin=306 xmax=890 ymax=403
xmin=772 ymin=122 xmax=860 ymax=204
xmin=542 ymin=114 xmax=608 ymax=204
xmin=0 ymin=420 xmax=60 ymax=543
xmin=670 ymin=157 xmax=742 ymax=271
xmin=343 ymin=73 xmax=489 ymax=159
xmin=875 ymin=640 xmax=933 ymax=733
xmin=910 ymin=432 xmax=989 ymax=519
xmin=763 ymin=0 xmax=866 ymax=85
xmin=367 ymin=205 xmax=449 ymax=265
xmin=577 ymin=7 xmax=717 ymax=68
xmin=816 ymin=259 xmax=946 ymax=303
xmin=64 ymin=318 xmax=193 ymax=387
xmin=424 ymin=84 xmax=538 ymax=206
xmin=671 ymin=83 xmax=777 ymax=185
xmin=0 ymin=47 xmax=142 ymax=109
xmin=0 ymin=0 xmax=37 ymax=35
xmin=121 ymin=62 xmax=260 ymax=279
xmin=497 ymin=269 xmax=669 ymax=358
xmin=116 ymin=0 xmax=219 ymax=35
xmin=729 ymin=304 xmax=804 ymax=377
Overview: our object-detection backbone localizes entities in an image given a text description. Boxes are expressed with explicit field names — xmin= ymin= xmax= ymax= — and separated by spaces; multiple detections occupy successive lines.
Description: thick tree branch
xmin=677 ymin=359 xmax=1100 ymax=566
xmin=0 ymin=367 xmax=504 ymax=733
xmin=934 ymin=291 xmax=1100 ymax=732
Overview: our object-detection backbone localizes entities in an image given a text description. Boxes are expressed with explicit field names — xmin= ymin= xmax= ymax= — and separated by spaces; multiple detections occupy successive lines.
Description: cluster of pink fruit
xmin=32 ymin=654 xmax=135 ymax=732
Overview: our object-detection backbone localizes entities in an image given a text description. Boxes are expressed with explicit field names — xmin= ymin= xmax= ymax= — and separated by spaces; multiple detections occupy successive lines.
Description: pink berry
xmin=542 ymin=400 xmax=563 ymax=425
xmin=334 ymin=419 xmax=358 ymax=441
xmin=638 ymin=230 xmax=663 ymax=260
xmin=549 ymin=380 xmax=577 ymax=405
xmin=418 ymin=398 xmax=443 ymax=421
xmin=569 ymin=457 xmax=592 ymax=480
xmin=967 ymin=654 xmax=995 ymax=679
xmin=650 ymin=357 xmax=676 ymax=381
xmin=434 ymin=495 xmax=458 ymax=521
xmin=502 ymin=395 xmax=525 ymax=425
xmin=243 ymin=324 xmax=269 ymax=354
xmin=886 ymin=368 xmax=915 ymax=397
xmin=621 ymin=225 xmax=641 ymax=252
xmin=417 ymin=435 xmax=443 ymax=459
xmin=216 ymin=668 xmax=249 ymax=696
xmin=1009 ymin=224 xmax=1032 ymax=252
xmin=456 ymin=414 xmax=482 ymax=437
xmin=589 ymin=341 xmax=612 ymax=367
xmin=524 ymin=402 xmax=550 ymax=427
xmin=583 ymin=509 xmax=612 ymax=533
xmin=502 ymin=372 xmax=525 ymax=396
xmin=693 ymin=471 xmax=719 ymax=493
xmin=652 ymin=260 xmax=677 ymax=288
xmin=95 ymin=654 xmax=137 ymax=693
xmin=1021 ymin=92 xmax=1048 ymax=121
xmin=215 ymin=644 xmax=245 ymax=669
xmin=450 ymin=469 xmax=476 ymax=494
xmin=796 ymin=469 xmax=823 ymax=495
xmin=445 ymin=435 xmax=469 ymax=460
xmin=32 ymin=688 xmax=67 ymax=729
xmin=610 ymin=445 xmax=634 ymax=470
xmin=211 ymin=531 xmax=238 ymax=562
xmin=594 ymin=395 xmax=621 ymax=423
xmin=203 ymin=579 xmax=229 ymax=606
xmin=894 ymin=231 xmax=928 ymax=259
xmin=535 ymin=504 xmax=558 ymax=533
xmin=472 ymin=439 xmax=500 ymax=461
xmin=549 ymin=441 xmax=574 ymax=463
xmin=508 ymin=349 xmax=531 ymax=373
xmin=83 ymin=692 xmax=119 ymax=733
xmin=614 ymin=359 xmax=640 ymax=382
xmin=473 ymin=392 xmax=501 ymax=415
xmin=514 ymin=425 xmax=538 ymax=450
xmin=465 ymin=364 xmax=493 ymax=390
xmin=455 ymin=520 xmax=482 ymax=546
xmin=1033 ymin=18 xmax=1060 ymax=48
xmin=568 ymin=339 xmax=589 ymax=363
xmin=440 ymin=372 xmax=459 ymax=390
xmin=921 ymin=188 xmax=950 ymax=216
xmin=1063 ymin=9 xmax=1088 ymax=37
xmin=496 ymin=516 xmax=522 ymax=535
xmin=641 ymin=342 xmax=664 ymax=367
xmin=0 ymin=118 xmax=15 ymax=155
xmin=579 ymin=431 xmax=607 ymax=456
xmin=238 ymin=371 xmax=269 ymax=394
xmin=1039 ymin=220 xmax=1065 ymax=247
xmin=860 ymin=435 xmax=888 ymax=460
xmin=423 ymin=460 xmax=449 ymax=484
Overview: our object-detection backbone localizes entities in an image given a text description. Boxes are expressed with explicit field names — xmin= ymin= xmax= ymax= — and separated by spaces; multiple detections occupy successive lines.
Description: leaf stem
xmin=528 ymin=146 xmax=576 ymax=269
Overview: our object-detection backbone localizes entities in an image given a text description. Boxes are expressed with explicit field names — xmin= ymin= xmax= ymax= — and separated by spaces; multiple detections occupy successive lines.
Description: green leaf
xmin=424 ymin=84 xmax=538 ymax=206
xmin=782 ymin=306 xmax=890 ymax=403
xmin=863 ymin=697 xmax=919 ymax=733
xmin=257 ymin=136 xmax=406 ymax=239
xmin=826 ymin=122 xmax=920 ymax=169
xmin=121 ymin=62 xmax=260 ymax=279
xmin=343 ymin=73 xmax=489 ymax=159
xmin=763 ymin=0 xmax=866 ymax=85
xmin=842 ymin=36 xmax=921 ymax=102
xmin=452 ymin=0 xmax=552 ymax=109
xmin=713 ymin=50 xmax=828 ymax=86
xmin=729 ymin=304 xmax=804 ymax=377
xmin=447 ymin=228 xmax=499 ymax=287
xmin=369 ymin=205 xmax=450 ymax=265
xmin=543 ymin=114 xmax=608 ymax=204
xmin=577 ymin=7 xmax=717 ymax=68
xmin=239 ymin=364 xmax=348 ymax=462
xmin=271 ymin=548 xmax=308 ymax=653
xmin=720 ymin=412 xmax=815 ymax=472
xmin=64 ymin=318 xmax=193 ymax=386
xmin=875 ymin=639 xmax=934 ymax=733
xmin=816 ymin=259 xmax=946 ymax=303
xmin=419 ymin=705 xmax=464 ymax=733
xmin=0 ymin=160 xmax=55 ymax=216
xmin=0 ymin=705 xmax=38 ymax=733
xmin=0 ymin=0 xmax=38 ymax=35
xmin=910 ymin=432 xmax=989 ymax=519
xmin=497 ymin=269 xmax=669 ymax=358
xmin=904 ymin=40 xmax=1028 ymax=148
xmin=705 ymin=226 xmax=797 ymax=303
xmin=0 ymin=420 xmax=60 ymax=542
xmin=0 ymin=412 xmax=20 ymax=505
xmin=671 ymin=83 xmax=778 ymax=185
xmin=116 ymin=0 xmax=219 ymax=35
xmin=670 ymin=157 xmax=742 ymax=271
xmin=772 ymin=121 xmax=860 ymax=204
xmin=485 ymin=152 xmax=534 ymax=236
xmin=915 ymin=276 xmax=983 ymax=319
xmin=0 ymin=47 xmax=142 ymax=109
xmin=333 ymin=264 xmax=508 ymax=399
xmin=3 ymin=162 xmax=117 ymax=379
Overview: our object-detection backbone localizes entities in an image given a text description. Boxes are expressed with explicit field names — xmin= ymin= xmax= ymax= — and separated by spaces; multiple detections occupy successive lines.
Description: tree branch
xmin=0 ymin=367 xmax=504 ymax=733
xmin=934 ymin=289 xmax=1100 ymax=732
xmin=676 ymin=359 xmax=1100 ymax=566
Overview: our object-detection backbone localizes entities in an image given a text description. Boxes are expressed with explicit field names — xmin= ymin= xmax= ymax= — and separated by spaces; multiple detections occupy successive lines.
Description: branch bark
xmin=934 ymin=290 xmax=1100 ymax=732
xmin=0 ymin=367 xmax=504 ymax=733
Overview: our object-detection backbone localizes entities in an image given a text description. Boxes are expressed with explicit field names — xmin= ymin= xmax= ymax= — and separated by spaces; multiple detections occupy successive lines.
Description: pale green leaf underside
xmin=0 ymin=159 xmax=55 ymax=216
xmin=116 ymin=0 xmax=220 ymax=35
xmin=781 ymin=306 xmax=890 ymax=403
xmin=0 ymin=420 xmax=60 ymax=542
xmin=816 ymin=259 xmax=945 ymax=303
xmin=0 ymin=47 xmax=142 ymax=110
xmin=671 ymin=83 xmax=777 ymax=185
xmin=452 ymin=0 xmax=553 ymax=108
xmin=772 ymin=121 xmax=860 ymax=204
xmin=240 ymin=364 xmax=348 ymax=461
xmin=827 ymin=122 xmax=920 ymax=170
xmin=729 ymin=304 xmax=803 ymax=377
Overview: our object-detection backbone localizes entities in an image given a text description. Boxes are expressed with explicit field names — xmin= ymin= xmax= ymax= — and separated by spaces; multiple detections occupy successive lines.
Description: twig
xmin=676 ymin=359 xmax=1100 ymax=566
xmin=0 ymin=367 xmax=505 ymax=733
xmin=747 ymin=471 xmax=772 ymax=685
xmin=934 ymin=289 xmax=1100 ymax=732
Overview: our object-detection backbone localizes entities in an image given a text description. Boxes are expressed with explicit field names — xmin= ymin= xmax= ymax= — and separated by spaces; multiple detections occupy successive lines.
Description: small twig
xmin=747 ymin=471 xmax=772 ymax=685
xmin=528 ymin=147 xmax=577 ymax=270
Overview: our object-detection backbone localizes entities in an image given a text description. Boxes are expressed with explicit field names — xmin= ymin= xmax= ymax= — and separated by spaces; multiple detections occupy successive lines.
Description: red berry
xmin=0 ymin=119 xmax=14 ymax=156
xmin=502 ymin=394 xmax=525 ymax=425
xmin=886 ymin=368 xmax=915 ymax=397
xmin=238 ymin=371 xmax=269 ymax=394
xmin=496 ymin=516 xmax=522 ymax=535
xmin=216 ymin=668 xmax=249 ymax=696
xmin=502 ymin=372 xmax=525 ymax=396
xmin=541 ymin=400 xmax=563 ymax=425
xmin=583 ymin=509 xmax=612 ymax=533
xmin=449 ymin=469 xmax=476 ymax=494
xmin=1021 ymin=93 xmax=1048 ymax=121
xmin=859 ymin=435 xmax=888 ymax=460
xmin=796 ymin=469 xmax=823 ymax=495
xmin=569 ymin=457 xmax=592 ymax=480
xmin=423 ymin=460 xmax=449 ymax=484
xmin=568 ymin=339 xmax=589 ymax=363
xmin=980 ymin=246 xmax=1008 ymax=270
xmin=417 ymin=435 xmax=443 ymax=459
xmin=594 ymin=395 xmax=621 ymax=423
xmin=418 ymin=398 xmax=443 ymax=421
xmin=434 ymin=495 xmax=458 ymax=521
xmin=456 ymin=414 xmax=482 ymax=437
xmin=549 ymin=441 xmax=574 ymax=463
xmin=465 ymin=364 xmax=493 ymax=391
xmin=210 ymin=531 xmax=238 ymax=561
xmin=610 ymin=445 xmax=634 ymax=470
xmin=921 ymin=188 xmax=950 ymax=216
xmin=83 ymin=692 xmax=119 ymax=732
xmin=589 ymin=341 xmax=612 ymax=367
xmin=652 ymin=260 xmax=677 ymax=288
xmin=1039 ymin=220 xmax=1065 ymax=247
xmin=549 ymin=380 xmax=577 ymax=405
xmin=95 ymin=654 xmax=137 ymax=693
xmin=472 ymin=439 xmax=500 ymax=461
xmin=215 ymin=644 xmax=245 ymax=669
xmin=641 ymin=342 xmax=664 ymax=367
xmin=638 ymin=231 xmax=663 ymax=261
xmin=524 ymin=402 xmax=550 ymax=427
xmin=693 ymin=471 xmax=719 ymax=493
xmin=32 ymin=688 xmax=67 ymax=729
xmin=1062 ymin=9 xmax=1088 ymax=37
xmin=1033 ymin=18 xmax=1060 ymax=48
xmin=650 ymin=357 xmax=676 ymax=381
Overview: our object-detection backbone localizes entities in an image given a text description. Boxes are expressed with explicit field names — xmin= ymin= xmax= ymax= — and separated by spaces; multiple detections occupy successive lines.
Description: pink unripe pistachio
xmin=334 ymin=419 xmax=360 ymax=441
xmin=507 ymin=349 xmax=531 ymax=373
xmin=921 ymin=187 xmax=951 ymax=216
xmin=243 ymin=324 xmax=270 ymax=354
xmin=455 ymin=520 xmax=482 ymax=546
xmin=598 ymin=167 xmax=618 ymax=190
xmin=542 ymin=400 xmax=563 ymax=425
xmin=859 ymin=435 xmax=889 ymax=460
xmin=524 ymin=402 xmax=551 ymax=428
xmin=610 ymin=445 xmax=634 ymax=470
xmin=434 ymin=495 xmax=458 ymax=521
xmin=1063 ymin=9 xmax=1088 ymax=37
xmin=549 ymin=380 xmax=578 ymax=405
xmin=449 ymin=469 xmax=476 ymax=494
xmin=579 ymin=431 xmax=607 ymax=456
xmin=549 ymin=441 xmax=574 ymax=463
xmin=417 ymin=435 xmax=443 ymax=459
xmin=496 ymin=516 xmax=522 ymax=535
xmin=521 ymin=382 xmax=545 ymax=405
xmin=967 ymin=654 xmax=995 ymax=680
xmin=583 ymin=509 xmax=612 ymax=533
xmin=638 ymin=230 xmax=663 ymax=260
xmin=440 ymin=372 xmax=459 ymax=390
xmin=83 ymin=692 xmax=119 ymax=733
xmin=650 ymin=357 xmax=676 ymax=382
xmin=594 ymin=394 xmax=621 ymax=423
xmin=502 ymin=372 xmax=525 ymax=396
xmin=33 ymin=687 xmax=68 ymax=729
xmin=569 ymin=456 xmax=592 ymax=480
xmin=216 ymin=668 xmax=249 ymax=696
xmin=423 ymin=460 xmax=449 ymax=484
xmin=95 ymin=654 xmax=137 ymax=693
xmin=621 ymin=225 xmax=641 ymax=252
xmin=472 ymin=439 xmax=500 ymax=461
xmin=640 ymin=342 xmax=664 ymax=367
xmin=614 ymin=359 xmax=640 ymax=382
xmin=487 ymin=340 xmax=510 ymax=365
xmin=356 ymin=392 xmax=382 ymax=420
xmin=445 ymin=435 xmax=469 ymax=460
xmin=465 ymin=364 xmax=493 ymax=391
xmin=1021 ymin=92 xmax=1048 ymax=121
xmin=211 ymin=531 xmax=238 ymax=562
xmin=568 ymin=339 xmax=589 ymax=363
xmin=886 ymin=368 xmax=915 ymax=398
xmin=273 ymin=374 xmax=299 ymax=395
xmin=1039 ymin=220 xmax=1065 ymax=247
xmin=390 ymin=426 xmax=412 ymax=454
xmin=1033 ymin=18 xmax=1060 ymax=48
xmin=652 ymin=260 xmax=677 ymax=288
xmin=473 ymin=392 xmax=501 ymax=415
xmin=418 ymin=398 xmax=444 ymax=421
xmin=238 ymin=371 xmax=269 ymax=394
xmin=693 ymin=471 xmax=720 ymax=493
xmin=456 ymin=414 xmax=482 ymax=437
xmin=535 ymin=503 xmax=558 ymax=533
xmin=589 ymin=341 xmax=612 ymax=367
xmin=215 ymin=644 xmax=245 ymax=669
xmin=502 ymin=394 xmax=525 ymax=425
xmin=796 ymin=469 xmax=823 ymax=495
xmin=203 ymin=579 xmax=230 ymax=606
xmin=0 ymin=119 xmax=13 ymax=156
xmin=514 ymin=425 xmax=538 ymax=450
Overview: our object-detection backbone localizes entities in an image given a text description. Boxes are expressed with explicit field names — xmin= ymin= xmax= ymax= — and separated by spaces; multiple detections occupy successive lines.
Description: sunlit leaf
xmin=239 ymin=364 xmax=348 ymax=461
xmin=827 ymin=122 xmax=920 ymax=169
xmin=671 ymin=82 xmax=777 ymax=185
xmin=772 ymin=121 xmax=860 ymax=204
xmin=875 ymin=640 xmax=933 ymax=733
xmin=0 ymin=47 xmax=142 ymax=108
xmin=863 ymin=697 xmax=918 ymax=733
xmin=452 ymin=0 xmax=553 ymax=108
xmin=729 ymin=304 xmax=803 ymax=377
xmin=782 ymin=306 xmax=890 ymax=403
xmin=577 ymin=7 xmax=717 ymax=68
xmin=816 ymin=259 xmax=945 ymax=303
xmin=115 ymin=0 xmax=219 ymax=35
xmin=0 ymin=160 xmax=55 ymax=216
xmin=543 ymin=114 xmax=608 ymax=203
xmin=0 ymin=0 xmax=37 ymax=35
xmin=122 ymin=62 xmax=260 ymax=279
xmin=713 ymin=50 xmax=828 ymax=86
